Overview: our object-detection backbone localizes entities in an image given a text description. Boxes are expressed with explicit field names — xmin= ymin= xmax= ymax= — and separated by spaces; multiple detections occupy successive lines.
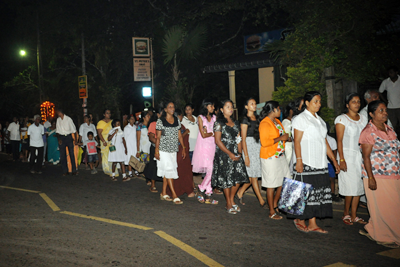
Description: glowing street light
xmin=20 ymin=50 xmax=26 ymax=56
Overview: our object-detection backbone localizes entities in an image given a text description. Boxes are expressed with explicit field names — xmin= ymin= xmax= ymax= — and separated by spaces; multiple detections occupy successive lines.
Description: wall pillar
xmin=258 ymin=67 xmax=274 ymax=103
xmin=228 ymin=70 xmax=236 ymax=108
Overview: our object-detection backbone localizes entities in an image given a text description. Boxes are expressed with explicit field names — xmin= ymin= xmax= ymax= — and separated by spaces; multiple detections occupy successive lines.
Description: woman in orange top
xmin=255 ymin=101 xmax=290 ymax=220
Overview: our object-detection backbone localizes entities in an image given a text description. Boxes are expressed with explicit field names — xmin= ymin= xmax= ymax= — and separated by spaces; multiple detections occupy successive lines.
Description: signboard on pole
xmin=133 ymin=58 xmax=151 ymax=81
xmin=78 ymin=75 xmax=88 ymax=98
xmin=132 ymin=37 xmax=150 ymax=57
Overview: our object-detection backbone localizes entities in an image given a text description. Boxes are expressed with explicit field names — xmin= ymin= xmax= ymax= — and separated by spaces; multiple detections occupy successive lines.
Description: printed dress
xmin=211 ymin=120 xmax=249 ymax=189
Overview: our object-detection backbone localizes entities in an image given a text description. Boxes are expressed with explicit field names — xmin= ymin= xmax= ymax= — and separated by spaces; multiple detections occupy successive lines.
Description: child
xmin=192 ymin=99 xmax=218 ymax=204
xmin=211 ymin=99 xmax=249 ymax=214
xmin=327 ymin=134 xmax=340 ymax=202
xmin=108 ymin=119 xmax=129 ymax=182
xmin=85 ymin=131 xmax=100 ymax=174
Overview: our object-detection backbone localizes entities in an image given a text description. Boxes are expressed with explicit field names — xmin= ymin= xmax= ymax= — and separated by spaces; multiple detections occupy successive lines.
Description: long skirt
xmin=167 ymin=144 xmax=194 ymax=197
xmin=243 ymin=137 xmax=262 ymax=177
xmin=364 ymin=178 xmax=400 ymax=245
xmin=287 ymin=164 xmax=333 ymax=220
xmin=157 ymin=151 xmax=178 ymax=179
xmin=143 ymin=146 xmax=163 ymax=182
xmin=338 ymin=150 xmax=364 ymax=196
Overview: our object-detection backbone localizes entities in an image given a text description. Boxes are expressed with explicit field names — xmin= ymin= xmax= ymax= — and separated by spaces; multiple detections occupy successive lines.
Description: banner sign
xmin=78 ymin=75 xmax=88 ymax=98
xmin=133 ymin=58 xmax=151 ymax=81
xmin=244 ymin=28 xmax=292 ymax=55
xmin=132 ymin=37 xmax=150 ymax=57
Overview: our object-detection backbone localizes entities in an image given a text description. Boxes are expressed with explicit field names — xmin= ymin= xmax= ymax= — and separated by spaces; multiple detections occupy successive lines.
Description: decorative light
xmin=40 ymin=101 xmax=55 ymax=122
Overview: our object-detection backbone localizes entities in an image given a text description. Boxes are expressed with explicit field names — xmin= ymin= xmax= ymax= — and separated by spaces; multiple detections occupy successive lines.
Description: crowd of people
xmin=1 ymin=68 xmax=399 ymax=249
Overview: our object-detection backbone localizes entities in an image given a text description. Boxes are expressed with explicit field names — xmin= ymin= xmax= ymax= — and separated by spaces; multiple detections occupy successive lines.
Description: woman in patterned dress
xmin=359 ymin=101 xmax=400 ymax=248
xmin=289 ymin=91 xmax=340 ymax=233
xmin=256 ymin=101 xmax=290 ymax=220
xmin=211 ymin=99 xmax=249 ymax=214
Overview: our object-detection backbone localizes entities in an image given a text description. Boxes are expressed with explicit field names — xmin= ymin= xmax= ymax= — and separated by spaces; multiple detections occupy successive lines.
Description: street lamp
xmin=20 ymin=50 xmax=26 ymax=56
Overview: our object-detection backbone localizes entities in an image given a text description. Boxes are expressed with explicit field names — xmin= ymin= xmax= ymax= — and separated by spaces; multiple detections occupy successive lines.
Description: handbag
xmin=129 ymin=155 xmax=146 ymax=172
xmin=109 ymin=142 xmax=116 ymax=152
xmin=277 ymin=174 xmax=313 ymax=216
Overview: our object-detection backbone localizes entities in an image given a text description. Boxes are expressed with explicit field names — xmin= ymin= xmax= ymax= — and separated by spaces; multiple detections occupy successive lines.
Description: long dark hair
xmin=302 ymin=91 xmax=322 ymax=112
xmin=242 ymin=97 xmax=258 ymax=126
xmin=293 ymin=97 xmax=303 ymax=116
xmin=367 ymin=100 xmax=385 ymax=121
xmin=216 ymin=99 xmax=235 ymax=124
xmin=254 ymin=101 xmax=280 ymax=142
xmin=343 ymin=92 xmax=360 ymax=113
xmin=139 ymin=110 xmax=150 ymax=124
xmin=149 ymin=103 xmax=164 ymax=125
xmin=199 ymin=98 xmax=214 ymax=117
xmin=283 ymin=101 xmax=296 ymax=119
xmin=160 ymin=101 xmax=178 ymax=124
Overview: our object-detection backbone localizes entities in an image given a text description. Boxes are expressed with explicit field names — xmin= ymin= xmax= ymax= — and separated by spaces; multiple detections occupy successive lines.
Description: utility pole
xmin=150 ymin=38 xmax=154 ymax=107
xmin=82 ymin=33 xmax=87 ymax=116
xmin=36 ymin=12 xmax=44 ymax=103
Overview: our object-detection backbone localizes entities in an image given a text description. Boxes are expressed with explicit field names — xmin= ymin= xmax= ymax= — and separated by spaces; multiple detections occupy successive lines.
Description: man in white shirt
xmin=360 ymin=89 xmax=393 ymax=128
xmin=379 ymin=66 xmax=400 ymax=135
xmin=7 ymin=117 xmax=21 ymax=161
xmin=28 ymin=115 xmax=45 ymax=174
xmin=79 ymin=115 xmax=97 ymax=170
xmin=56 ymin=108 xmax=78 ymax=175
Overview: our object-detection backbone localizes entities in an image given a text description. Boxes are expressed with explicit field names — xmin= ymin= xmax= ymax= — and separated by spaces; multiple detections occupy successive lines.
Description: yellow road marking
xmin=0 ymin=185 xmax=40 ymax=193
xmin=324 ymin=263 xmax=356 ymax=267
xmin=39 ymin=193 xmax=60 ymax=211
xmin=60 ymin=211 xmax=153 ymax=230
xmin=154 ymin=230 xmax=224 ymax=267
xmin=377 ymin=248 xmax=400 ymax=259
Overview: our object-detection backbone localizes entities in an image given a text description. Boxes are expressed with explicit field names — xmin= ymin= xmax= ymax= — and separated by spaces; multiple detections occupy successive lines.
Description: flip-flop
xmin=308 ymin=227 xmax=328 ymax=234
xmin=160 ymin=194 xmax=172 ymax=201
xmin=227 ymin=208 xmax=237 ymax=215
xmin=269 ymin=213 xmax=282 ymax=220
xmin=359 ymin=229 xmax=375 ymax=241
xmin=173 ymin=198 xmax=183 ymax=205
xmin=352 ymin=217 xmax=367 ymax=225
xmin=377 ymin=242 xmax=400 ymax=248
xmin=232 ymin=204 xmax=241 ymax=212
xmin=293 ymin=220 xmax=308 ymax=233
xmin=342 ymin=215 xmax=353 ymax=225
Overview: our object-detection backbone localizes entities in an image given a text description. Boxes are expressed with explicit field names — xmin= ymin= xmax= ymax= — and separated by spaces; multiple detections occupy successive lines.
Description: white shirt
xmin=334 ymin=114 xmax=367 ymax=152
xmin=360 ymin=105 xmax=393 ymax=129
xmin=28 ymin=123 xmax=44 ymax=147
xmin=79 ymin=122 xmax=97 ymax=144
xmin=326 ymin=135 xmax=337 ymax=151
xmin=56 ymin=115 xmax=77 ymax=135
xmin=7 ymin=122 xmax=20 ymax=141
xmin=292 ymin=109 xmax=328 ymax=169
xmin=181 ymin=116 xmax=199 ymax=152
xmin=379 ymin=75 xmax=400 ymax=108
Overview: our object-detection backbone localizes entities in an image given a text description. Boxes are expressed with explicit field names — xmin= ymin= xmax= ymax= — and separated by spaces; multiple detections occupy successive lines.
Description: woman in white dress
xmin=335 ymin=93 xmax=368 ymax=225
xmin=181 ymin=103 xmax=198 ymax=162
xmin=282 ymin=101 xmax=296 ymax=165
xmin=124 ymin=115 xmax=137 ymax=178
xmin=108 ymin=119 xmax=129 ymax=182
xmin=136 ymin=111 xmax=152 ymax=174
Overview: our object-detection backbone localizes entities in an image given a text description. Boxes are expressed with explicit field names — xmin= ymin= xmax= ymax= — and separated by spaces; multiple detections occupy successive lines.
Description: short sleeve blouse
xmin=292 ymin=109 xmax=327 ymax=169
xmin=334 ymin=114 xmax=367 ymax=152
xmin=240 ymin=117 xmax=256 ymax=137
xmin=156 ymin=117 xmax=181 ymax=153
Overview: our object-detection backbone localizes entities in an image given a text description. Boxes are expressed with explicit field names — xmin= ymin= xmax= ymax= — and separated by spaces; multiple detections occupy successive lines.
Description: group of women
xmin=95 ymin=90 xmax=399 ymax=248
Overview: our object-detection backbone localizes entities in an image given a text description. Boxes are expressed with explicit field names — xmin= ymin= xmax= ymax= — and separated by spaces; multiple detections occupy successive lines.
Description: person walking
xmin=379 ymin=66 xmax=400 ymax=135
xmin=124 ymin=115 xmax=138 ymax=179
xmin=46 ymin=120 xmax=60 ymax=165
xmin=7 ymin=117 xmax=20 ymax=161
xmin=335 ymin=93 xmax=368 ymax=225
xmin=359 ymin=100 xmax=400 ymax=248
xmin=28 ymin=115 xmax=45 ymax=174
xmin=282 ymin=101 xmax=296 ymax=165
xmin=155 ymin=101 xmax=186 ymax=204
xmin=289 ymin=91 xmax=340 ymax=234
xmin=79 ymin=115 xmax=97 ymax=170
xmin=136 ymin=111 xmax=152 ymax=178
xmin=108 ymin=119 xmax=129 ymax=182
xmin=181 ymin=103 xmax=199 ymax=161
xmin=257 ymin=101 xmax=290 ymax=220
xmin=56 ymin=108 xmax=78 ymax=176
xmin=97 ymin=109 xmax=115 ymax=177
xmin=236 ymin=97 xmax=265 ymax=207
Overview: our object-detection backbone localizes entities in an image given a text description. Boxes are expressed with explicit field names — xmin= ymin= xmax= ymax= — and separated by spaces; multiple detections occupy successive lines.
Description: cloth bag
xmin=129 ymin=155 xmax=146 ymax=172
xmin=278 ymin=175 xmax=313 ymax=216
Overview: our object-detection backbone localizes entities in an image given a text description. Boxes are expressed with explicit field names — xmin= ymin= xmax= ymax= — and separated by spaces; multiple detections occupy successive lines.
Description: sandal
xmin=111 ymin=176 xmax=118 ymax=182
xmin=227 ymin=208 xmax=237 ymax=215
xmin=173 ymin=198 xmax=183 ymax=205
xmin=146 ymin=181 xmax=151 ymax=186
xmin=308 ymin=227 xmax=328 ymax=234
xmin=196 ymin=192 xmax=205 ymax=204
xmin=205 ymin=197 xmax=218 ymax=205
xmin=359 ymin=229 xmax=375 ymax=241
xmin=274 ymin=206 xmax=281 ymax=214
xmin=377 ymin=241 xmax=400 ymax=248
xmin=232 ymin=204 xmax=240 ymax=212
xmin=260 ymin=202 xmax=268 ymax=209
xmin=235 ymin=194 xmax=245 ymax=205
xmin=160 ymin=194 xmax=172 ymax=201
xmin=352 ymin=217 xmax=367 ymax=225
xmin=149 ymin=187 xmax=158 ymax=193
xmin=269 ymin=213 xmax=282 ymax=220
xmin=122 ymin=177 xmax=131 ymax=182
xmin=293 ymin=220 xmax=308 ymax=233
xmin=214 ymin=188 xmax=223 ymax=195
xmin=342 ymin=215 xmax=353 ymax=225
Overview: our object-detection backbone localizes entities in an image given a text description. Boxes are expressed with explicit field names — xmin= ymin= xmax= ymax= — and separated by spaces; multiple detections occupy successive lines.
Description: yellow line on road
xmin=39 ymin=193 xmax=61 ymax=211
xmin=377 ymin=248 xmax=400 ymax=259
xmin=60 ymin=211 xmax=153 ymax=230
xmin=154 ymin=230 xmax=224 ymax=267
xmin=324 ymin=263 xmax=356 ymax=267
xmin=0 ymin=185 xmax=40 ymax=193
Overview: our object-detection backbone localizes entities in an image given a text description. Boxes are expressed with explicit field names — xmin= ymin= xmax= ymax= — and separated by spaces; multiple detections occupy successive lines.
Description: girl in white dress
xmin=124 ymin=116 xmax=137 ymax=178
xmin=335 ymin=93 xmax=368 ymax=225
xmin=108 ymin=119 xmax=129 ymax=182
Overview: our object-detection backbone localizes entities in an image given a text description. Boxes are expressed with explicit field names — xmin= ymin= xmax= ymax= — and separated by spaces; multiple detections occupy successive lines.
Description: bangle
xmin=182 ymin=146 xmax=186 ymax=149
xmin=155 ymin=151 xmax=159 ymax=154
xmin=368 ymin=177 xmax=374 ymax=180
xmin=340 ymin=159 xmax=345 ymax=162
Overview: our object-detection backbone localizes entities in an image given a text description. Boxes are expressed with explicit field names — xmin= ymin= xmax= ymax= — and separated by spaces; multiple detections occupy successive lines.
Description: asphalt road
xmin=0 ymin=154 xmax=398 ymax=267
